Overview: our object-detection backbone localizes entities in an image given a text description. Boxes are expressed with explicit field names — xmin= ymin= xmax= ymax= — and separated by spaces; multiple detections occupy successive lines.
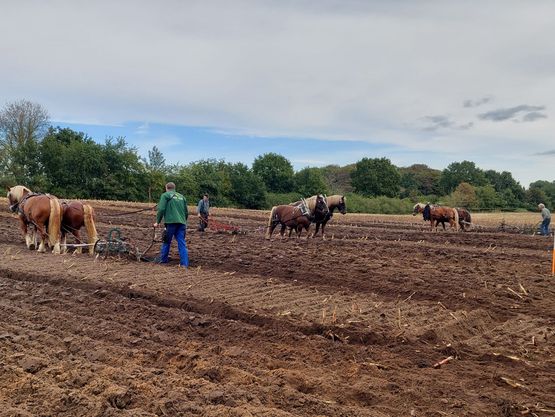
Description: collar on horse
xmin=10 ymin=192 xmax=46 ymax=219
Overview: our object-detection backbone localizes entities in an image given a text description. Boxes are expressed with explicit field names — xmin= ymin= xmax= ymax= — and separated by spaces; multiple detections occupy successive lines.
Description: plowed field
xmin=1 ymin=199 xmax=554 ymax=417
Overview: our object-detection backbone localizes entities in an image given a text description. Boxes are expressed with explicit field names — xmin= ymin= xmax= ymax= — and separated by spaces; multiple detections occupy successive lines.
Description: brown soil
xmin=0 ymin=201 xmax=554 ymax=416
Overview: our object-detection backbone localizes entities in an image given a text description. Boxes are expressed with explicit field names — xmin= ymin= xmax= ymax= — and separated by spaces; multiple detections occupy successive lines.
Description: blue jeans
xmin=159 ymin=223 xmax=189 ymax=266
xmin=541 ymin=218 xmax=551 ymax=236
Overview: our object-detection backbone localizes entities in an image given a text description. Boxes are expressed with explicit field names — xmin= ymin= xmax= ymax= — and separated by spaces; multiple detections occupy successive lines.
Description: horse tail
xmin=48 ymin=197 xmax=62 ymax=252
xmin=266 ymin=206 xmax=277 ymax=239
xmin=83 ymin=203 xmax=99 ymax=253
xmin=453 ymin=207 xmax=459 ymax=232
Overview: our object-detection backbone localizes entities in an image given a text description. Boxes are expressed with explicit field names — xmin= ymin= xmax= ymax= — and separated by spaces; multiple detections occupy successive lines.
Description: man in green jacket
xmin=154 ymin=182 xmax=189 ymax=267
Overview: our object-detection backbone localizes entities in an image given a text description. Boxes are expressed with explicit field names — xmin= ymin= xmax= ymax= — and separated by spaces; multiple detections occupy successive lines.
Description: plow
xmin=91 ymin=217 xmax=245 ymax=261
xmin=93 ymin=227 xmax=159 ymax=261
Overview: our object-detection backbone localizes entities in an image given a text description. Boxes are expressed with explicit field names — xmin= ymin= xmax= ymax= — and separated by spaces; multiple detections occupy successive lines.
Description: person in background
xmin=197 ymin=193 xmax=210 ymax=232
xmin=154 ymin=182 xmax=189 ymax=267
xmin=538 ymin=203 xmax=551 ymax=236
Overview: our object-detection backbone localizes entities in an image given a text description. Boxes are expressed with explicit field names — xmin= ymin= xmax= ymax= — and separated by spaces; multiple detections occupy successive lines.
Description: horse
xmin=413 ymin=203 xmax=459 ymax=232
xmin=456 ymin=207 xmax=472 ymax=231
xmin=6 ymin=185 xmax=63 ymax=254
xmin=61 ymin=201 xmax=99 ymax=254
xmin=292 ymin=194 xmax=346 ymax=239
xmin=266 ymin=195 xmax=328 ymax=240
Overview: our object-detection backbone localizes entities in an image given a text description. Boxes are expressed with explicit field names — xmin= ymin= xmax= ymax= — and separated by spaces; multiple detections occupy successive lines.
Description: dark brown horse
xmin=456 ymin=207 xmax=472 ymax=231
xmin=7 ymin=185 xmax=63 ymax=253
xmin=302 ymin=194 xmax=346 ymax=239
xmin=61 ymin=201 xmax=99 ymax=254
xmin=266 ymin=195 xmax=328 ymax=240
xmin=413 ymin=203 xmax=459 ymax=232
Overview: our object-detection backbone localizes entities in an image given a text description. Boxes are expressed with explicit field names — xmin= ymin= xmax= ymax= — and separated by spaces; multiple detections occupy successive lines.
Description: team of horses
xmin=413 ymin=202 xmax=472 ymax=231
xmin=265 ymin=194 xmax=347 ymax=240
xmin=6 ymin=185 xmax=98 ymax=254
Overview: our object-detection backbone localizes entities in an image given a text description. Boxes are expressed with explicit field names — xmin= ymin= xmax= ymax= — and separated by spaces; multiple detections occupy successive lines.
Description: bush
xmin=265 ymin=192 xmax=305 ymax=209
xmin=344 ymin=193 xmax=414 ymax=214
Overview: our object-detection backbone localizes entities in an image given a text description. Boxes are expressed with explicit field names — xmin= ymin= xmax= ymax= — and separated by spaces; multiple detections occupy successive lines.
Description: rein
xmin=100 ymin=205 xmax=157 ymax=217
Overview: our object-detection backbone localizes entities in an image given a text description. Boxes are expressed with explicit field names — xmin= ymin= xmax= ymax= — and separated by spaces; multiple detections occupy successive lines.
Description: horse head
xmin=7 ymin=185 xmax=31 ymax=213
xmin=315 ymin=194 xmax=329 ymax=217
xmin=412 ymin=203 xmax=425 ymax=215
xmin=337 ymin=195 xmax=347 ymax=214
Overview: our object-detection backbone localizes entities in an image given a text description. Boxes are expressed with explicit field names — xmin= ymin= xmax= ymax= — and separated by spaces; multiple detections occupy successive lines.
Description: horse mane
xmin=9 ymin=185 xmax=32 ymax=202
xmin=303 ymin=195 xmax=318 ymax=212
xmin=325 ymin=195 xmax=343 ymax=208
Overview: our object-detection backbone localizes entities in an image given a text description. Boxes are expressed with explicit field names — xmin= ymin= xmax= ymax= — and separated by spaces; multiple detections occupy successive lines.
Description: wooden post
xmin=552 ymin=232 xmax=555 ymax=276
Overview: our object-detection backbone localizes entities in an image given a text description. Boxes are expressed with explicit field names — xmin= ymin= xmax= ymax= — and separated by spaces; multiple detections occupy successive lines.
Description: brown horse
xmin=61 ymin=201 xmax=99 ymax=254
xmin=456 ymin=207 xmax=472 ymax=231
xmin=413 ymin=203 xmax=459 ymax=232
xmin=293 ymin=194 xmax=346 ymax=239
xmin=266 ymin=195 xmax=328 ymax=240
xmin=7 ymin=185 xmax=63 ymax=254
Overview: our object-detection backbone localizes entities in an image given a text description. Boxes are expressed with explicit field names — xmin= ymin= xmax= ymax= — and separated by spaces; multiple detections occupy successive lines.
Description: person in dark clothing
xmin=154 ymin=182 xmax=189 ymax=267
xmin=197 ymin=193 xmax=210 ymax=232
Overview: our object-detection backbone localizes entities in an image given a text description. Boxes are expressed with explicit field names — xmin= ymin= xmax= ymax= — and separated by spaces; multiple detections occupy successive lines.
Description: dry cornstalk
xmin=437 ymin=301 xmax=448 ymax=310
xmin=507 ymin=287 xmax=524 ymax=299
xmin=397 ymin=308 xmax=402 ymax=329
xmin=332 ymin=305 xmax=337 ymax=323
xmin=433 ymin=356 xmax=454 ymax=368
xmin=518 ymin=283 xmax=528 ymax=295
xmin=449 ymin=312 xmax=459 ymax=321
xmin=500 ymin=376 xmax=525 ymax=389
xmin=403 ymin=291 xmax=416 ymax=302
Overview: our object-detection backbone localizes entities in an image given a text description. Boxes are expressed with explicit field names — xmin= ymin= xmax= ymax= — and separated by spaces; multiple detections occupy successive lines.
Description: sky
xmin=1 ymin=0 xmax=554 ymax=187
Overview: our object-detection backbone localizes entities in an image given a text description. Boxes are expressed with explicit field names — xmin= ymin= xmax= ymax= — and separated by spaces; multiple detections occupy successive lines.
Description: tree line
xmin=1 ymin=100 xmax=554 ymax=213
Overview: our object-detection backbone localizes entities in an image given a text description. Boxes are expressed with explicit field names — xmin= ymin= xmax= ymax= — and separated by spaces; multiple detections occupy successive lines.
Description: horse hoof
xmin=28 ymin=244 xmax=35 ymax=250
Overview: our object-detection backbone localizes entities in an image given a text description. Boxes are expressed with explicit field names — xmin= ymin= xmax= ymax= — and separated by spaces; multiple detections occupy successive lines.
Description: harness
xmin=11 ymin=193 xmax=44 ymax=222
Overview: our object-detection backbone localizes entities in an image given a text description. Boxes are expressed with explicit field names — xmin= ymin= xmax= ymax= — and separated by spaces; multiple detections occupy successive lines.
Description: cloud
xmin=522 ymin=111 xmax=548 ymax=122
xmin=478 ymin=105 xmax=547 ymax=122
xmin=422 ymin=116 xmax=473 ymax=131
xmin=463 ymin=96 xmax=493 ymax=108
xmin=534 ymin=149 xmax=555 ymax=156
xmin=1 ymin=1 xmax=555 ymax=186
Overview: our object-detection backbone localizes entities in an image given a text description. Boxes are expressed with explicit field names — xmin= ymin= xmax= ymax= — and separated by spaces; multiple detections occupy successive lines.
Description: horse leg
xmin=61 ymin=231 xmax=68 ymax=254
xmin=321 ymin=221 xmax=327 ymax=240
xmin=312 ymin=223 xmax=320 ymax=238
xmin=20 ymin=220 xmax=34 ymax=250
xmin=73 ymin=230 xmax=83 ymax=254
xmin=280 ymin=224 xmax=286 ymax=240
xmin=35 ymin=224 xmax=47 ymax=253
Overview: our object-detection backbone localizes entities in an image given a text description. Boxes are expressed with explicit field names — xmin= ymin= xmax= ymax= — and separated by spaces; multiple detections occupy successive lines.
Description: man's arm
xmin=184 ymin=199 xmax=188 ymax=221
xmin=156 ymin=194 xmax=167 ymax=224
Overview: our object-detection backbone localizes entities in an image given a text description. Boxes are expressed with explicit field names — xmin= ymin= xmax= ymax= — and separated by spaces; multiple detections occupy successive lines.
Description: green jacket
xmin=156 ymin=191 xmax=188 ymax=224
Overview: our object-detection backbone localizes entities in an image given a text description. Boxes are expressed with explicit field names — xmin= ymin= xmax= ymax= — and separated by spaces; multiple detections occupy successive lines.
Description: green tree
xmin=528 ymin=180 xmax=555 ymax=208
xmin=227 ymin=163 xmax=267 ymax=209
xmin=166 ymin=164 xmax=199 ymax=200
xmin=98 ymin=137 xmax=149 ymax=201
xmin=252 ymin=153 xmax=294 ymax=193
xmin=320 ymin=164 xmax=354 ymax=194
xmin=143 ymin=146 xmax=167 ymax=202
xmin=40 ymin=127 xmax=105 ymax=197
xmin=188 ymin=159 xmax=232 ymax=206
xmin=526 ymin=187 xmax=549 ymax=209
xmin=399 ymin=164 xmax=441 ymax=197
xmin=350 ymin=157 xmax=400 ymax=197
xmin=484 ymin=169 xmax=525 ymax=206
xmin=449 ymin=182 xmax=478 ymax=208
xmin=475 ymin=185 xmax=503 ymax=209
xmin=294 ymin=167 xmax=329 ymax=196
xmin=439 ymin=161 xmax=487 ymax=194
xmin=0 ymin=99 xmax=50 ymax=188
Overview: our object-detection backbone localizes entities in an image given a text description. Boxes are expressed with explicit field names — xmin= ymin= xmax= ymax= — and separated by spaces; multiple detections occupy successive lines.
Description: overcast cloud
xmin=1 ymin=0 xmax=554 ymax=186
